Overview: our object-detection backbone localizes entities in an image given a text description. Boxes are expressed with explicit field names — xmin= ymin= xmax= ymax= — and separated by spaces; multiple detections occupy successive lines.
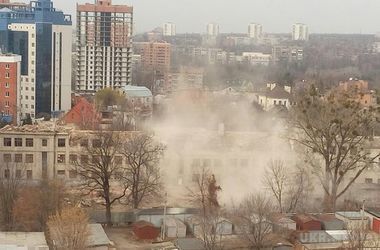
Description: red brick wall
xmin=0 ymin=61 xmax=18 ymax=124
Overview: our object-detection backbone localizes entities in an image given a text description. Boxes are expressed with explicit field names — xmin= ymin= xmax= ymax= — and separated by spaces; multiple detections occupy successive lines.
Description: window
xmin=16 ymin=170 xmax=22 ymax=179
xmin=3 ymin=138 xmax=11 ymax=147
xmin=92 ymin=139 xmax=101 ymax=148
xmin=57 ymin=154 xmax=66 ymax=164
xmin=26 ymin=170 xmax=32 ymax=179
xmin=69 ymin=170 xmax=77 ymax=178
xmin=58 ymin=138 xmax=66 ymax=147
xmin=25 ymin=138 xmax=33 ymax=147
xmin=69 ymin=154 xmax=77 ymax=164
xmin=5 ymin=91 xmax=9 ymax=97
xmin=274 ymin=100 xmax=277 ymax=105
xmin=57 ymin=170 xmax=66 ymax=176
xmin=5 ymin=64 xmax=9 ymax=69
xmin=15 ymin=138 xmax=22 ymax=147
xmin=81 ymin=155 xmax=89 ymax=164
xmin=5 ymin=82 xmax=9 ymax=88
xmin=42 ymin=139 xmax=47 ymax=147
xmin=365 ymin=178 xmax=373 ymax=184
xmin=80 ymin=139 xmax=88 ymax=147
xmin=4 ymin=169 xmax=10 ymax=179
xmin=25 ymin=154 xmax=33 ymax=163
xmin=4 ymin=154 xmax=11 ymax=163
xmin=5 ymin=72 xmax=9 ymax=78
xmin=115 ymin=156 xmax=123 ymax=165
xmin=14 ymin=154 xmax=22 ymax=163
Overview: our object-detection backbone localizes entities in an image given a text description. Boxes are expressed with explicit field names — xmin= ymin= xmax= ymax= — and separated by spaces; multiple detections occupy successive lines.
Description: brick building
xmin=0 ymin=54 xmax=21 ymax=125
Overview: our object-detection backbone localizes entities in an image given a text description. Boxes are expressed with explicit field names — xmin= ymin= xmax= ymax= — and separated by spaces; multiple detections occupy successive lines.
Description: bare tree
xmin=289 ymin=89 xmax=379 ymax=212
xmin=75 ymin=131 xmax=128 ymax=226
xmin=264 ymin=160 xmax=312 ymax=213
xmin=121 ymin=133 xmax=165 ymax=209
xmin=233 ymin=193 xmax=274 ymax=250
xmin=47 ymin=206 xmax=89 ymax=250
xmin=188 ymin=168 xmax=223 ymax=250
xmin=263 ymin=160 xmax=287 ymax=213
xmin=0 ymin=163 xmax=24 ymax=231
xmin=13 ymin=180 xmax=66 ymax=232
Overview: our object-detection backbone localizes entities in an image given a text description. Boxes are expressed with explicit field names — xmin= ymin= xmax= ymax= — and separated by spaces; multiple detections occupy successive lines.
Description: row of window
xmin=58 ymin=154 xmax=123 ymax=165
xmin=3 ymin=138 xmax=65 ymax=147
xmin=3 ymin=169 xmax=33 ymax=180
xmin=1 ymin=137 xmax=111 ymax=148
xmin=3 ymin=153 xmax=34 ymax=163
xmin=1 ymin=152 xmax=124 ymax=165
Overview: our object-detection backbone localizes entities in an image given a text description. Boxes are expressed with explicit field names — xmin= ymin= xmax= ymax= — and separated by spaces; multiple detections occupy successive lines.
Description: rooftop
xmin=175 ymin=238 xmax=205 ymax=250
xmin=122 ymin=85 xmax=153 ymax=98
xmin=335 ymin=211 xmax=365 ymax=219
xmin=0 ymin=232 xmax=48 ymax=249
xmin=87 ymin=224 xmax=111 ymax=247
xmin=297 ymin=231 xmax=337 ymax=244
xmin=136 ymin=207 xmax=198 ymax=216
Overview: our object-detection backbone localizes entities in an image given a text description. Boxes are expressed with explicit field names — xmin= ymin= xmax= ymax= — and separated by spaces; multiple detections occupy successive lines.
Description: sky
xmin=20 ymin=0 xmax=380 ymax=34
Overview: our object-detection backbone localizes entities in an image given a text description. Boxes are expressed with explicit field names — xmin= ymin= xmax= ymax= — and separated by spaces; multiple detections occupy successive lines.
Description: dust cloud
xmin=152 ymin=87 xmax=297 ymax=206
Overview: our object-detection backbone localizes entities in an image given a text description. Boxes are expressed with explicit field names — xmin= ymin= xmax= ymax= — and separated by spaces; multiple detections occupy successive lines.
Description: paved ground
xmin=105 ymin=227 xmax=155 ymax=250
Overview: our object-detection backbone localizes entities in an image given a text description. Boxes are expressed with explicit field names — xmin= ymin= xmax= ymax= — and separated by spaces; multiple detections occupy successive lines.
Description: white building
xmin=292 ymin=23 xmax=309 ymax=41
xmin=207 ymin=23 xmax=219 ymax=37
xmin=257 ymin=84 xmax=292 ymax=111
xmin=163 ymin=22 xmax=176 ymax=36
xmin=248 ymin=23 xmax=263 ymax=39
xmin=242 ymin=52 xmax=271 ymax=66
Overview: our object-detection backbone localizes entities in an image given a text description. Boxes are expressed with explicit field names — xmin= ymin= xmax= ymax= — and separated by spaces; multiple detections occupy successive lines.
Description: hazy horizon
xmin=16 ymin=0 xmax=380 ymax=35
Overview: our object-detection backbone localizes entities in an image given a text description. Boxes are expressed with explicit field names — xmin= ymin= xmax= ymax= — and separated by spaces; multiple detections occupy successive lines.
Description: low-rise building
xmin=293 ymin=231 xmax=342 ymax=250
xmin=164 ymin=217 xmax=187 ymax=238
xmin=292 ymin=214 xmax=322 ymax=231
xmin=0 ymin=232 xmax=48 ymax=249
xmin=242 ymin=52 xmax=272 ymax=66
xmin=316 ymin=214 xmax=345 ymax=231
xmin=335 ymin=211 xmax=369 ymax=230
xmin=257 ymin=84 xmax=291 ymax=111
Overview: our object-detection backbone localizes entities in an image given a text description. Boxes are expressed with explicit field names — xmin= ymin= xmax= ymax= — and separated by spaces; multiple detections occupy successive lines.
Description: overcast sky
xmin=25 ymin=0 xmax=380 ymax=34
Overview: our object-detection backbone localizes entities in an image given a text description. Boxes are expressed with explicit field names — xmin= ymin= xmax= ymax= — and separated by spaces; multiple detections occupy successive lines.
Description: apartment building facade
xmin=76 ymin=0 xmax=133 ymax=92
xmin=0 ymin=124 xmax=134 ymax=181
xmin=0 ymin=0 xmax=72 ymax=119
xmin=0 ymin=54 xmax=21 ymax=124
xmin=163 ymin=22 xmax=176 ymax=37
xmin=292 ymin=23 xmax=309 ymax=41
xmin=248 ymin=23 xmax=263 ymax=40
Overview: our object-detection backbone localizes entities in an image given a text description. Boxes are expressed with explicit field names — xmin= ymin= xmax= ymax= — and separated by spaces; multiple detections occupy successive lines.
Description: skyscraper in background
xmin=292 ymin=23 xmax=309 ymax=41
xmin=0 ymin=0 xmax=72 ymax=120
xmin=76 ymin=0 xmax=133 ymax=92
xmin=207 ymin=23 xmax=219 ymax=37
xmin=163 ymin=22 xmax=176 ymax=36
xmin=248 ymin=23 xmax=263 ymax=39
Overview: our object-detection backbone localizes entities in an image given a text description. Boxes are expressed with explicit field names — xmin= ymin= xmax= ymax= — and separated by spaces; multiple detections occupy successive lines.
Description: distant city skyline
xmin=16 ymin=0 xmax=380 ymax=34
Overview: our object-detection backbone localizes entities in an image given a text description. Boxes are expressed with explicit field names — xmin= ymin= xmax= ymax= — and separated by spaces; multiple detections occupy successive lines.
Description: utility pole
xmin=162 ymin=192 xmax=168 ymax=240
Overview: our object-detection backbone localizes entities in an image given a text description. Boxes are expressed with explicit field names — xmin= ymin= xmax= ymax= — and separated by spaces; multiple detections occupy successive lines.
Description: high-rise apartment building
xmin=248 ymin=23 xmax=263 ymax=39
xmin=134 ymin=42 xmax=171 ymax=70
xmin=0 ymin=0 xmax=72 ymax=119
xmin=76 ymin=0 xmax=133 ymax=92
xmin=0 ymin=54 xmax=21 ymax=124
xmin=292 ymin=23 xmax=309 ymax=41
xmin=207 ymin=23 xmax=219 ymax=37
xmin=133 ymin=41 xmax=171 ymax=87
xmin=163 ymin=22 xmax=176 ymax=37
